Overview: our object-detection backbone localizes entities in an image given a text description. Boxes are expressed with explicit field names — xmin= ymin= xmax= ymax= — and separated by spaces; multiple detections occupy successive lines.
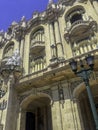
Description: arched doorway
xmin=73 ymin=82 xmax=98 ymax=130
xmin=21 ymin=93 xmax=53 ymax=130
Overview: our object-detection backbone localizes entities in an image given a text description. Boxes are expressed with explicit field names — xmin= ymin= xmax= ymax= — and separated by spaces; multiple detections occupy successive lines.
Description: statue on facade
xmin=6 ymin=49 xmax=21 ymax=67
xmin=21 ymin=16 xmax=27 ymax=28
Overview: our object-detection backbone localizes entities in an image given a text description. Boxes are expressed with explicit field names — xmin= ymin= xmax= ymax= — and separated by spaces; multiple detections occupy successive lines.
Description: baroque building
xmin=0 ymin=0 xmax=98 ymax=130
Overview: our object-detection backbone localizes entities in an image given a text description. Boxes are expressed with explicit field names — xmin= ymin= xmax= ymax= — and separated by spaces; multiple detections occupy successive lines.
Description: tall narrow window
xmin=3 ymin=43 xmax=14 ymax=58
xmin=70 ymin=13 xmax=82 ymax=24
xmin=2 ymin=42 xmax=14 ymax=66
xmin=30 ymin=28 xmax=46 ymax=74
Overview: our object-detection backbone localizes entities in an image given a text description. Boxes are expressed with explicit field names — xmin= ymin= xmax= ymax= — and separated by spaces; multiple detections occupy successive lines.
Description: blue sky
xmin=0 ymin=0 xmax=57 ymax=31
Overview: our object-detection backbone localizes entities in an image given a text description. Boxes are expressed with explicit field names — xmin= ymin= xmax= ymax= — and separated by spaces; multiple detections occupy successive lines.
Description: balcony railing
xmin=31 ymin=40 xmax=45 ymax=47
xmin=71 ymin=20 xmax=88 ymax=30
xmin=30 ymin=56 xmax=46 ymax=73
xmin=30 ymin=41 xmax=45 ymax=54
xmin=72 ymin=39 xmax=97 ymax=56
xmin=64 ymin=19 xmax=97 ymax=42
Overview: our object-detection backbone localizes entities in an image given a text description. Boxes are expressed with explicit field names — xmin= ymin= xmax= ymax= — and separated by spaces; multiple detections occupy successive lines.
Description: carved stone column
xmin=49 ymin=23 xmax=57 ymax=59
xmin=54 ymin=20 xmax=64 ymax=60
xmin=20 ymin=38 xmax=25 ymax=61
xmin=23 ymin=34 xmax=30 ymax=75
xmin=16 ymin=108 xmax=22 ymax=130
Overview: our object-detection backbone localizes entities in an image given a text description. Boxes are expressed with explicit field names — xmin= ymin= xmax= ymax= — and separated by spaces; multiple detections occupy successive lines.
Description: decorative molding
xmin=19 ymin=87 xmax=53 ymax=104
xmin=49 ymin=57 xmax=59 ymax=67
xmin=59 ymin=0 xmax=75 ymax=6
xmin=46 ymin=3 xmax=65 ymax=22
xmin=59 ymin=0 xmax=88 ymax=5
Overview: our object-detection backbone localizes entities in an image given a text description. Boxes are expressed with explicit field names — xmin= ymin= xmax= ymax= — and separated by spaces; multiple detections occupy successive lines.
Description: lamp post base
xmin=85 ymin=80 xmax=98 ymax=130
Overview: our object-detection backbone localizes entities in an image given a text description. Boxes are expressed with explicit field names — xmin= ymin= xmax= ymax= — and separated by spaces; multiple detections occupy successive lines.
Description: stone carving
xmin=20 ymin=16 xmax=27 ymax=28
xmin=59 ymin=0 xmax=75 ymax=6
xmin=59 ymin=0 xmax=87 ymax=5
xmin=48 ymin=0 xmax=53 ymax=5
xmin=6 ymin=49 xmax=21 ymax=67
xmin=4 ymin=32 xmax=12 ymax=40
xmin=46 ymin=1 xmax=65 ymax=21
xmin=0 ymin=79 xmax=7 ymax=98
xmin=0 ymin=81 xmax=7 ymax=98
xmin=32 ymin=11 xmax=39 ymax=19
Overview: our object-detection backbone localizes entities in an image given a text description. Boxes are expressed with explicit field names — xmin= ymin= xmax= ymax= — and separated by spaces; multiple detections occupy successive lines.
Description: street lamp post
xmin=69 ymin=55 xmax=98 ymax=130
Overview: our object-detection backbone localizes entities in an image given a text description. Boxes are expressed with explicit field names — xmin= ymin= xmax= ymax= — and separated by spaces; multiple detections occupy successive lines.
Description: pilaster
xmin=54 ymin=20 xmax=64 ymax=60
xmin=49 ymin=23 xmax=57 ymax=58
xmin=23 ymin=34 xmax=30 ymax=75
xmin=16 ymin=109 xmax=26 ymax=130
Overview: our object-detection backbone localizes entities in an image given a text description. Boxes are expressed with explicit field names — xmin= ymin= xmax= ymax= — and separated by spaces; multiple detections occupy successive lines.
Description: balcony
xmin=72 ymin=38 xmax=97 ymax=56
xmin=30 ymin=56 xmax=46 ymax=73
xmin=64 ymin=20 xmax=97 ymax=42
xmin=30 ymin=41 xmax=45 ymax=55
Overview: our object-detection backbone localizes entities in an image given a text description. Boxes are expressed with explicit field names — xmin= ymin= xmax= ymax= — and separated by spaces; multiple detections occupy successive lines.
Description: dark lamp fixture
xmin=69 ymin=56 xmax=98 ymax=129
xmin=69 ymin=59 xmax=77 ymax=73
xmin=85 ymin=55 xmax=94 ymax=69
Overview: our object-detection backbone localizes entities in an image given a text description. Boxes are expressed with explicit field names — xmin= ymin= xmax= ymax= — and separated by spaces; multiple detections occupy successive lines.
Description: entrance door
xmin=23 ymin=94 xmax=52 ymax=130
xmin=25 ymin=106 xmax=52 ymax=130
xmin=26 ymin=112 xmax=35 ymax=130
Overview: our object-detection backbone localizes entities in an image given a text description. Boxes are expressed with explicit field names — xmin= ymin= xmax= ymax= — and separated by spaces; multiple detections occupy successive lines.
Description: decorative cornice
xmin=59 ymin=0 xmax=88 ymax=5
xmin=46 ymin=3 xmax=65 ymax=22
xmin=27 ymin=11 xmax=47 ymax=30
xmin=59 ymin=0 xmax=75 ymax=6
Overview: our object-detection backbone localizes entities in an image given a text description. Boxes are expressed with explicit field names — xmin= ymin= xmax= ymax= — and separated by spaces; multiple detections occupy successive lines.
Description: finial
xmin=48 ymin=0 xmax=54 ymax=5
xmin=21 ymin=16 xmax=26 ymax=22
xmin=49 ymin=0 xmax=53 ymax=4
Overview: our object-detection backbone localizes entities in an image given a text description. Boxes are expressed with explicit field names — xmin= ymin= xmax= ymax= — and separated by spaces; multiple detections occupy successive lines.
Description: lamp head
xmin=85 ymin=55 xmax=94 ymax=70
xmin=69 ymin=59 xmax=77 ymax=73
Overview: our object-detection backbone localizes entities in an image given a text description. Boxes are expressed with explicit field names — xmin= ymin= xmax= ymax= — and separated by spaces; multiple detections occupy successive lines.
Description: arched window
xmin=65 ymin=6 xmax=85 ymax=25
xmin=31 ymin=28 xmax=44 ymax=46
xmin=70 ymin=13 xmax=83 ymax=24
xmin=30 ymin=28 xmax=46 ymax=73
xmin=64 ymin=6 xmax=97 ymax=56
xmin=3 ymin=42 xmax=14 ymax=58
xmin=1 ymin=42 xmax=14 ymax=67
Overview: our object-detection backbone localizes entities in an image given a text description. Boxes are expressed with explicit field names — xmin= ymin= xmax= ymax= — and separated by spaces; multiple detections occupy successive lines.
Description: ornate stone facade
xmin=0 ymin=0 xmax=98 ymax=130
